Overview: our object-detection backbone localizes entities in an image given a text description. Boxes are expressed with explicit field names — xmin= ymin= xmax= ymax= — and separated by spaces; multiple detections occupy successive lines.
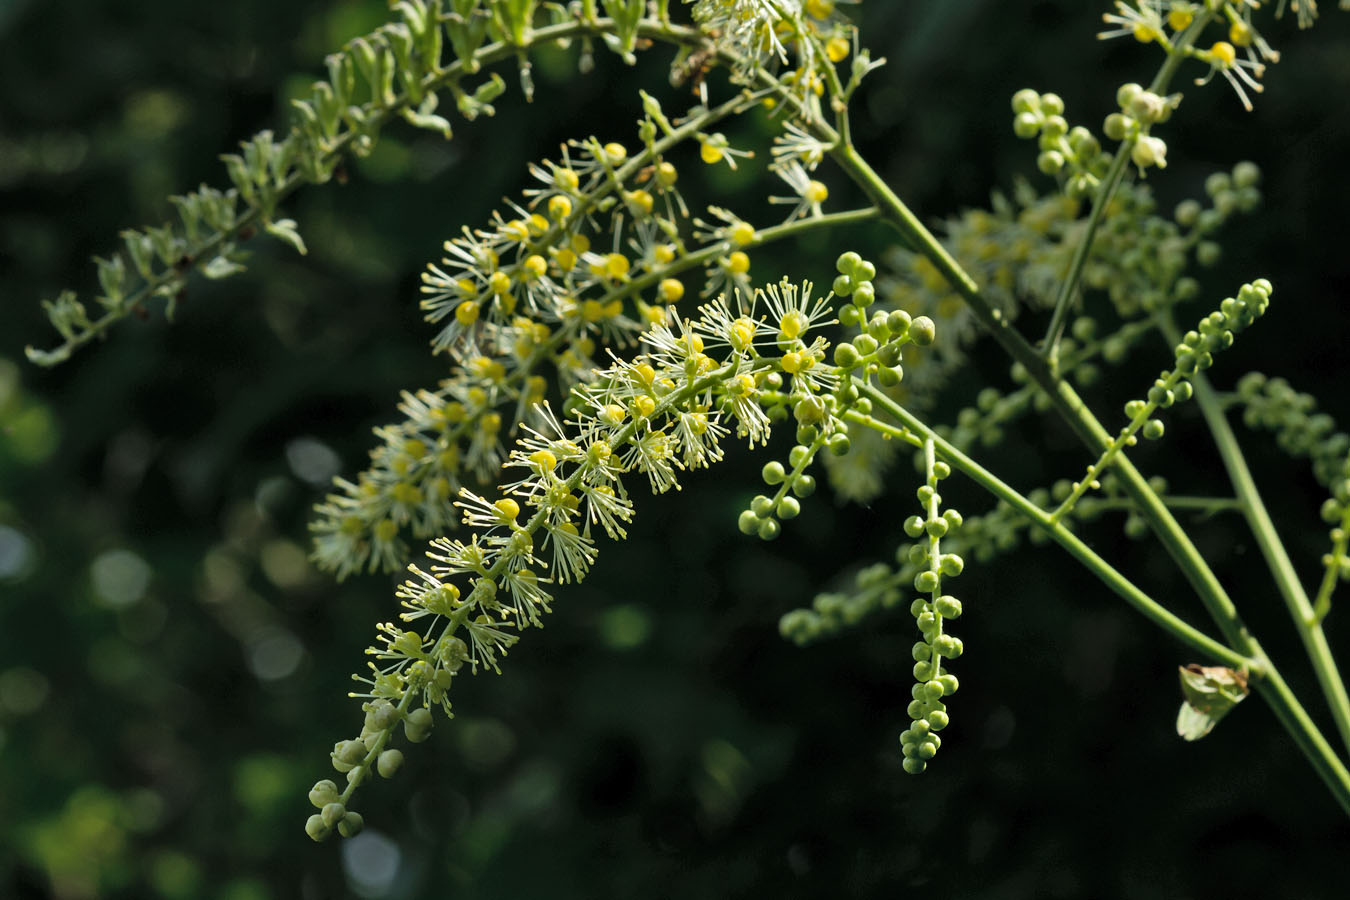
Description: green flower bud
xmin=321 ymin=801 xmax=347 ymax=828
xmin=917 ymin=741 xmax=938 ymax=760
xmin=913 ymin=660 xmax=935 ymax=681
xmin=907 ymin=700 xmax=926 ymax=719
xmin=336 ymin=739 xmax=366 ymax=766
xmin=886 ymin=310 xmax=912 ymax=335
xmin=836 ymin=251 xmax=862 ymax=274
xmin=827 ymin=433 xmax=851 ymax=456
xmin=1011 ymin=88 xmax=1039 ymax=113
xmin=924 ymin=679 xmax=945 ymax=701
xmin=1037 ymin=150 xmax=1065 ymax=175
xmin=1103 ymin=112 xmax=1130 ymax=141
xmin=762 ymin=461 xmax=786 ymax=484
xmin=854 ymin=260 xmax=876 ymax=281
xmin=916 ymin=610 xmax=936 ymax=632
xmin=909 ymin=316 xmax=936 ymax=346
xmin=832 ymin=274 xmax=855 ymax=297
xmin=838 ymin=304 xmax=862 ymax=327
xmin=853 ymin=282 xmax=876 ymax=307
xmin=938 ymin=674 xmax=959 ymax=696
xmin=942 ymin=509 xmax=963 ymax=529
xmin=925 ymin=518 xmax=948 ymax=539
xmin=904 ymin=515 xmax=926 ymax=538
xmin=935 ymin=595 xmax=962 ymax=618
xmin=309 ymin=780 xmax=341 ymax=809
xmin=338 ymin=812 xmax=365 ymax=838
xmin=792 ymin=474 xmax=816 ymax=498
xmin=757 ymin=518 xmax=781 ymax=541
xmin=877 ymin=365 xmax=904 ymax=387
xmin=833 ymin=342 xmax=861 ymax=368
xmin=910 ymin=598 xmax=928 ymax=617
xmin=902 ymin=757 xmax=927 ymax=774
xmin=1013 ymin=112 xmax=1041 ymax=139
xmin=1143 ymin=419 xmax=1165 ymax=440
xmin=932 ymin=633 xmax=958 ymax=657
xmin=405 ymin=707 xmax=433 ymax=743
xmin=939 ymin=554 xmax=964 ymax=577
xmin=914 ymin=571 xmax=940 ymax=593
xmin=1039 ymin=92 xmax=1064 ymax=115
xmin=776 ymin=496 xmax=801 ymax=519
xmin=1116 ymin=82 xmax=1143 ymax=110
xmin=851 ymin=333 xmax=878 ymax=356
xmin=912 ymin=641 xmax=933 ymax=661
xmin=305 ymin=814 xmax=330 ymax=842
xmin=377 ymin=749 xmax=404 ymax=778
xmin=751 ymin=494 xmax=775 ymax=518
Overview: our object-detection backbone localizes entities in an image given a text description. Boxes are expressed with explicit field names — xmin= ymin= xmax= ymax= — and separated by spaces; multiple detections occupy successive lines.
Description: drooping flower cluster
xmin=305 ymin=274 xmax=881 ymax=839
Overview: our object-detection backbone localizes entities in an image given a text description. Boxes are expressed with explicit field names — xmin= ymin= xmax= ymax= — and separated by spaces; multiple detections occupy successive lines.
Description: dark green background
xmin=3 ymin=2 xmax=1349 ymax=898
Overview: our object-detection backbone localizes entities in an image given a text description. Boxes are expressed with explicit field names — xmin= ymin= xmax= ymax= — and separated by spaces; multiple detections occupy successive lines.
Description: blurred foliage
xmin=2 ymin=1 xmax=1349 ymax=898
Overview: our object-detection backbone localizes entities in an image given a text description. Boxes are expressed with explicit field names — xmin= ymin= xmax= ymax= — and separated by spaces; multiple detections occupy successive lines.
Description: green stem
xmin=1041 ymin=10 xmax=1215 ymax=370
xmin=1157 ymin=310 xmax=1350 ymax=757
xmin=855 ymin=381 xmax=1350 ymax=817
xmin=850 ymin=385 xmax=1251 ymax=671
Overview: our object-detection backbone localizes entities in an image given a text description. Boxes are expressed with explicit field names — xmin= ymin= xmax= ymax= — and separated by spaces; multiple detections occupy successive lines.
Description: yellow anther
xmin=555 ymin=248 xmax=578 ymax=272
xmin=729 ymin=221 xmax=756 ymax=246
xmin=627 ymin=189 xmax=654 ymax=215
xmin=654 ymin=243 xmax=676 ymax=265
xmin=1209 ymin=41 xmax=1237 ymax=66
xmin=523 ymin=254 xmax=548 ymax=279
xmin=527 ymin=213 xmax=548 ymax=235
xmin=633 ymin=395 xmax=656 ymax=418
xmin=727 ymin=251 xmax=750 ymax=274
xmin=633 ymin=362 xmax=657 ymax=387
xmin=700 ymin=141 xmax=725 ymax=165
xmin=805 ymin=0 xmax=834 ymax=18
xmin=781 ymin=351 xmax=803 ymax=374
xmin=605 ymin=252 xmax=631 ymax=279
xmin=529 ymin=449 xmax=557 ymax=472
xmin=779 ymin=309 xmax=807 ymax=340
xmin=554 ymin=167 xmax=580 ymax=191
xmin=805 ymin=180 xmax=829 ymax=204
xmin=489 ymin=271 xmax=511 ymax=295
xmin=503 ymin=219 xmax=531 ymax=242
xmin=729 ymin=317 xmax=757 ymax=350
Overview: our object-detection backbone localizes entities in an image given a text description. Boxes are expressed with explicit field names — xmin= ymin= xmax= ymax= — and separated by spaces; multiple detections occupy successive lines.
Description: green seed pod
xmin=321 ymin=801 xmax=347 ymax=828
xmin=757 ymin=518 xmax=781 ymax=541
xmin=338 ymin=812 xmax=365 ymax=838
xmin=309 ymin=780 xmax=341 ymax=809
xmin=305 ymin=814 xmax=330 ymax=842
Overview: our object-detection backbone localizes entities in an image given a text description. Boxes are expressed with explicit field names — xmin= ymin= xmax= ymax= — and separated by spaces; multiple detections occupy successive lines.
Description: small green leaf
xmin=265 ymin=219 xmax=308 ymax=256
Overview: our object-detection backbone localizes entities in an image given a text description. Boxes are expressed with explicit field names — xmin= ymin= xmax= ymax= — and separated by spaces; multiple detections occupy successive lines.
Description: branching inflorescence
xmin=25 ymin=0 xmax=1350 ymax=852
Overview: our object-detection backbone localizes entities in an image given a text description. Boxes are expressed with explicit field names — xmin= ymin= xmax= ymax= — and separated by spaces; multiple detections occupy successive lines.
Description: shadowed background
xmin=2 ymin=1 xmax=1349 ymax=898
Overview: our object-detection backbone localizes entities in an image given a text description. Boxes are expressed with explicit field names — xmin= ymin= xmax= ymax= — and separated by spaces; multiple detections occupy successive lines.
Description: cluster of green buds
xmin=1011 ymin=89 xmax=1110 ymax=198
xmin=831 ymin=251 xmax=935 ymax=383
xmin=741 ymin=449 xmax=819 ymax=542
xmin=1102 ymin=82 xmax=1180 ymax=174
xmin=1234 ymin=372 xmax=1350 ymax=489
xmin=1052 ymin=279 xmax=1272 ymax=522
xmin=899 ymin=440 xmax=965 ymax=773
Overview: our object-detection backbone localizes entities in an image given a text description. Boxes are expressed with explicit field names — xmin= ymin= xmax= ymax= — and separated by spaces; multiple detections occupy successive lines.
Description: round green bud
xmin=876 ymin=342 xmax=902 ymax=368
xmin=1013 ymin=111 xmax=1041 ymax=139
xmin=792 ymin=474 xmax=817 ymax=498
xmin=1232 ymin=160 xmax=1261 ymax=189
xmin=912 ymin=641 xmax=932 ymax=661
xmin=902 ymin=757 xmax=927 ymax=774
xmin=908 ymin=543 xmax=929 ymax=566
xmin=942 ymin=509 xmax=963 ymax=529
xmin=776 ymin=496 xmax=801 ymax=520
xmin=405 ymin=708 xmax=433 ymax=743
xmin=853 ymin=282 xmax=876 ymax=307
xmin=793 ymin=395 xmax=828 ymax=426
xmin=1103 ymin=112 xmax=1130 ymax=141
xmin=916 ymin=610 xmax=937 ymax=632
xmin=851 ymin=333 xmax=879 ymax=356
xmin=833 ymin=342 xmax=861 ymax=368
xmin=855 ymin=260 xmax=876 ymax=281
xmin=795 ymin=424 xmax=819 ymax=446
xmin=886 ymin=310 xmax=912 ymax=335
xmin=934 ymin=595 xmax=962 ymax=618
xmin=338 ymin=812 xmax=365 ymax=838
xmin=1197 ymin=241 xmax=1221 ymax=267
xmin=877 ymin=365 xmax=904 ymax=388
xmin=757 ymin=518 xmax=781 ymax=541
xmin=309 ymin=780 xmax=341 ymax=809
xmin=377 ymin=749 xmax=404 ymax=779
xmin=932 ymin=633 xmax=957 ymax=657
xmin=1142 ymin=419 xmax=1165 ymax=440
xmin=751 ymin=494 xmax=775 ymax=518
xmin=838 ymin=303 xmax=861 ymax=327
xmin=321 ymin=801 xmax=347 ymax=828
xmin=832 ymin=274 xmax=855 ymax=297
xmin=917 ymin=741 xmax=938 ymax=760
xmin=1011 ymin=88 xmax=1039 ymax=114
xmin=907 ymin=700 xmax=926 ymax=719
xmin=933 ymin=461 xmax=951 ymax=480
xmin=836 ymin=251 xmax=862 ymax=274
xmin=866 ymin=312 xmax=891 ymax=342
xmin=1037 ymin=150 xmax=1065 ymax=175
xmin=911 ymin=682 xmax=928 ymax=702
xmin=913 ymin=660 xmax=935 ymax=682
xmin=909 ymin=598 xmax=927 ymax=618
xmin=926 ymin=709 xmax=950 ymax=731
xmin=899 ymin=728 xmax=917 ymax=746
xmin=909 ymin=316 xmax=936 ymax=346
xmin=924 ymin=680 xmax=945 ymax=701
xmin=305 ymin=814 xmax=330 ymax=842
xmin=939 ymin=554 xmax=964 ymax=577
xmin=938 ymin=674 xmax=959 ymax=696
xmin=828 ymin=433 xmax=851 ymax=456
xmin=1039 ymin=92 xmax=1065 ymax=115
xmin=925 ymin=518 xmax=948 ymax=539
xmin=761 ymin=461 xmax=786 ymax=484
xmin=1042 ymin=115 xmax=1068 ymax=140
xmin=788 ymin=445 xmax=811 ymax=468
xmin=1116 ymin=82 xmax=1143 ymax=110
xmin=737 ymin=509 xmax=760 ymax=535
xmin=904 ymin=515 xmax=926 ymax=538
xmin=1205 ymin=172 xmax=1232 ymax=198
xmin=914 ymin=571 xmax=940 ymax=593
xmin=910 ymin=718 xmax=931 ymax=737
xmin=337 ymin=739 xmax=366 ymax=766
